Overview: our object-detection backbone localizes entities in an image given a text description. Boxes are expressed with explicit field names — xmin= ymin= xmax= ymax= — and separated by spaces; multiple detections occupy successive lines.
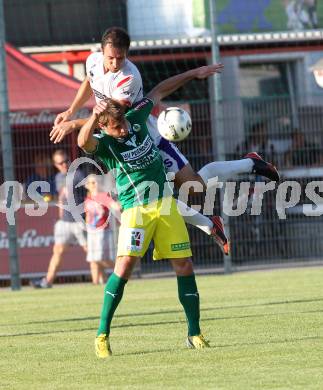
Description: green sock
xmin=177 ymin=274 xmax=201 ymax=336
xmin=97 ymin=272 xmax=127 ymax=336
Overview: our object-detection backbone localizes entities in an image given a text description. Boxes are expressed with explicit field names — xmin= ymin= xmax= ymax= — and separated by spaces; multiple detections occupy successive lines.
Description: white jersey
xmin=86 ymin=52 xmax=161 ymax=144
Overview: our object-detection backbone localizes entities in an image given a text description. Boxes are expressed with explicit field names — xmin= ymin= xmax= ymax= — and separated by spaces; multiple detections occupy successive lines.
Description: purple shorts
xmin=157 ymin=138 xmax=189 ymax=174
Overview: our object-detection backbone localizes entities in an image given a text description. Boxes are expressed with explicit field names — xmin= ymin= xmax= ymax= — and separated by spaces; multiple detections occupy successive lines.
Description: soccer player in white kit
xmin=50 ymin=27 xmax=279 ymax=254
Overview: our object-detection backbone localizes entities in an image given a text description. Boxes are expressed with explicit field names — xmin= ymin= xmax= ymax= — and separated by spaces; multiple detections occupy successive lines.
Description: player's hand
xmin=194 ymin=63 xmax=224 ymax=79
xmin=50 ymin=121 xmax=75 ymax=143
xmin=92 ymin=101 xmax=108 ymax=118
xmin=54 ymin=109 xmax=73 ymax=126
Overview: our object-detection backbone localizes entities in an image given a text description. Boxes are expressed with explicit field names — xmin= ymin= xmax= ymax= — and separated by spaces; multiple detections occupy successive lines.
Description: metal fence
xmin=2 ymin=0 xmax=323 ymax=284
xmin=2 ymin=91 xmax=323 ymax=280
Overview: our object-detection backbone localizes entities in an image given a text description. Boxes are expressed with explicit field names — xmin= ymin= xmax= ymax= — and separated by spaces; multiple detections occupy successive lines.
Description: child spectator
xmin=84 ymin=174 xmax=120 ymax=285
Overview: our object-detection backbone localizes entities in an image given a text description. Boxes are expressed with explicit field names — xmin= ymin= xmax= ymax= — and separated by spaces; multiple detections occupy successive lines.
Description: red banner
xmin=0 ymin=205 xmax=86 ymax=278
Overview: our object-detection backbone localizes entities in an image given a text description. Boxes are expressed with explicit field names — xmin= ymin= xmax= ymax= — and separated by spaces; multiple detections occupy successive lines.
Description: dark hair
xmin=99 ymin=98 xmax=126 ymax=126
xmin=101 ymin=27 xmax=130 ymax=51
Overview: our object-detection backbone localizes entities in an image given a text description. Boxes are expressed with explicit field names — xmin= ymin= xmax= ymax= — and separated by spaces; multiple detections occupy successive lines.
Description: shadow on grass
xmin=1 ymin=308 xmax=323 ymax=338
xmin=119 ymin=335 xmax=323 ymax=357
xmin=2 ymin=296 xmax=323 ymax=328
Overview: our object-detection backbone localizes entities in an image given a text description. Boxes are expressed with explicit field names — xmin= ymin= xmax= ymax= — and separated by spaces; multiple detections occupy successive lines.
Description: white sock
xmin=176 ymin=200 xmax=213 ymax=235
xmin=198 ymin=159 xmax=253 ymax=185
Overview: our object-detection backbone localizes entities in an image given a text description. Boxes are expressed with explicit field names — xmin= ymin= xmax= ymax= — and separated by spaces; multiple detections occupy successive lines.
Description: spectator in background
xmin=236 ymin=121 xmax=276 ymax=164
xmin=32 ymin=149 xmax=87 ymax=288
xmin=25 ymin=153 xmax=56 ymax=199
xmin=84 ymin=174 xmax=120 ymax=285
xmin=284 ymin=129 xmax=322 ymax=167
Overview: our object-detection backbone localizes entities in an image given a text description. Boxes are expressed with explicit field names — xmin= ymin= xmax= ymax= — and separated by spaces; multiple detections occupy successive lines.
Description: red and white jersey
xmin=86 ymin=52 xmax=143 ymax=106
xmin=86 ymin=52 xmax=161 ymax=144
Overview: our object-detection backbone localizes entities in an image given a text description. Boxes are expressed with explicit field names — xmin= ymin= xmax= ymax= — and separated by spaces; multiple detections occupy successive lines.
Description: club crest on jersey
xmin=133 ymin=124 xmax=141 ymax=132
xmin=125 ymin=135 xmax=138 ymax=148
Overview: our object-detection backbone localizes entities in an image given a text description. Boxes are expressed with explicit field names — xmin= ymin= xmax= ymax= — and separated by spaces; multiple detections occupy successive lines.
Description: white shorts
xmin=86 ymin=229 xmax=116 ymax=262
xmin=147 ymin=114 xmax=189 ymax=174
xmin=54 ymin=220 xmax=87 ymax=246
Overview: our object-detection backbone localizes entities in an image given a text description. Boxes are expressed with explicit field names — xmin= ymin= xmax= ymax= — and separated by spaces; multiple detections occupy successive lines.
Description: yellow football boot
xmin=186 ymin=334 xmax=210 ymax=349
xmin=95 ymin=334 xmax=112 ymax=358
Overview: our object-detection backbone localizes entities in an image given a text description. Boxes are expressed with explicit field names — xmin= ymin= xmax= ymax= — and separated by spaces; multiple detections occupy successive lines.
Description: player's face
xmin=102 ymin=117 xmax=128 ymax=138
xmin=103 ymin=44 xmax=127 ymax=73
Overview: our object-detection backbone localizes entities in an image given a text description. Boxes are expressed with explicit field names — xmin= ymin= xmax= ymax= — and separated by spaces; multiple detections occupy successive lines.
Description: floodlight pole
xmin=209 ymin=0 xmax=232 ymax=274
xmin=0 ymin=0 xmax=21 ymax=290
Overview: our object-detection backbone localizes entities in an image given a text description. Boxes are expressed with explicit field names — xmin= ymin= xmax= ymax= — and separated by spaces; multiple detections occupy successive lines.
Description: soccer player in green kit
xmin=78 ymin=64 xmax=223 ymax=357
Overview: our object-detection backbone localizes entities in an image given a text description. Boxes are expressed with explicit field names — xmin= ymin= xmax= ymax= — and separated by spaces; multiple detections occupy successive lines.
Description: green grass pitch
xmin=1 ymin=267 xmax=323 ymax=389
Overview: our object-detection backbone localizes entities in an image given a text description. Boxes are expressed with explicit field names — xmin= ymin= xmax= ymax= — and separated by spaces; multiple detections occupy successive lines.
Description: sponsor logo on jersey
xmin=120 ymin=135 xmax=153 ymax=162
xmin=125 ymin=228 xmax=145 ymax=251
xmin=92 ymin=88 xmax=107 ymax=100
xmin=171 ymin=242 xmax=191 ymax=251
xmin=133 ymin=98 xmax=150 ymax=111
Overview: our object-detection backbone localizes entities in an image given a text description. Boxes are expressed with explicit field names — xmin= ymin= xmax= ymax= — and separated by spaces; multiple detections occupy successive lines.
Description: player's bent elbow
xmin=77 ymin=135 xmax=85 ymax=149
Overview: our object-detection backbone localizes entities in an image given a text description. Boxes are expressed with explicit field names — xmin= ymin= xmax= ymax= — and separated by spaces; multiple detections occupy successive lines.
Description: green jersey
xmin=93 ymin=98 xmax=169 ymax=210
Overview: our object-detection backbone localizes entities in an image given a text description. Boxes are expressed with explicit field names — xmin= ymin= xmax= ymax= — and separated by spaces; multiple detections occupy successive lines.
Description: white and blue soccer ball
xmin=157 ymin=107 xmax=192 ymax=142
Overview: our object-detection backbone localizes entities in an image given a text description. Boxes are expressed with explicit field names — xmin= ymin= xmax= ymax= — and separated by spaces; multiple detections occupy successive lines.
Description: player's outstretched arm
xmin=50 ymin=117 xmax=90 ymax=144
xmin=77 ymin=103 xmax=107 ymax=153
xmin=54 ymin=77 xmax=93 ymax=125
xmin=147 ymin=63 xmax=224 ymax=105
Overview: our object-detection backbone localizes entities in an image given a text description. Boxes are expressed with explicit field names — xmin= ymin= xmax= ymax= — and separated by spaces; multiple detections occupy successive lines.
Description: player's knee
xmin=175 ymin=170 xmax=205 ymax=195
xmin=114 ymin=256 xmax=138 ymax=279
xmin=172 ymin=257 xmax=193 ymax=276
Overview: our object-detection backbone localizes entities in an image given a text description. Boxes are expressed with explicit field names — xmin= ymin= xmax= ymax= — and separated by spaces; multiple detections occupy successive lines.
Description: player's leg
xmin=157 ymin=140 xmax=229 ymax=251
xmin=95 ymin=203 xmax=156 ymax=358
xmin=154 ymin=197 xmax=209 ymax=348
xmin=97 ymin=255 xmax=137 ymax=337
xmin=176 ymin=199 xmax=229 ymax=255
xmin=197 ymin=152 xmax=279 ymax=185
xmin=171 ymin=257 xmax=201 ymax=336
xmin=95 ymin=255 xmax=138 ymax=358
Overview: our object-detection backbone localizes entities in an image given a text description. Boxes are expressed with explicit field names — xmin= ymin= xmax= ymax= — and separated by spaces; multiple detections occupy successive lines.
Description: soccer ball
xmin=157 ymin=107 xmax=192 ymax=142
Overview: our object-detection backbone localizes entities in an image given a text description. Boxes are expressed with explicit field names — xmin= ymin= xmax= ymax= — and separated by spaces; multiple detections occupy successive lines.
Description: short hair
xmin=52 ymin=149 xmax=68 ymax=160
xmin=98 ymin=98 xmax=126 ymax=126
xmin=101 ymin=27 xmax=130 ymax=51
xmin=34 ymin=153 xmax=50 ymax=165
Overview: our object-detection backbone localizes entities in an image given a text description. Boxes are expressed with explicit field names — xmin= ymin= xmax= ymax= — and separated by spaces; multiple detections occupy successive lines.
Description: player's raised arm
xmin=51 ymin=77 xmax=94 ymax=143
xmin=50 ymin=117 xmax=90 ymax=144
xmin=54 ymin=77 xmax=93 ymax=125
xmin=77 ymin=102 xmax=107 ymax=153
xmin=147 ymin=63 xmax=224 ymax=105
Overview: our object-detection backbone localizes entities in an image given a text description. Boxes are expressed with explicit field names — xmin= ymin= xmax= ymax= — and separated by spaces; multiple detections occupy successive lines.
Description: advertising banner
xmin=128 ymin=1 xmax=323 ymax=40
xmin=0 ymin=206 xmax=86 ymax=279
xmin=217 ymin=0 xmax=321 ymax=33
